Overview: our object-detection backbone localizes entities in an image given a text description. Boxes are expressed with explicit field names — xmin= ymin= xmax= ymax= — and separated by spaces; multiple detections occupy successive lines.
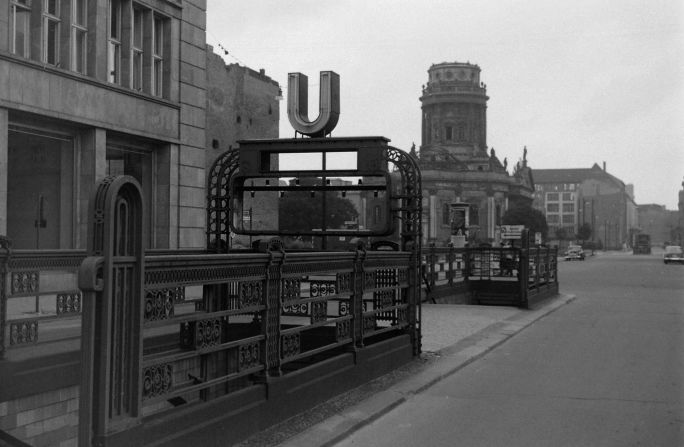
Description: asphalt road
xmin=335 ymin=251 xmax=684 ymax=447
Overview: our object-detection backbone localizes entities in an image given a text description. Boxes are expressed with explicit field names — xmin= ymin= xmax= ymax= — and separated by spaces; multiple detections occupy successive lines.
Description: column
xmin=428 ymin=191 xmax=437 ymax=242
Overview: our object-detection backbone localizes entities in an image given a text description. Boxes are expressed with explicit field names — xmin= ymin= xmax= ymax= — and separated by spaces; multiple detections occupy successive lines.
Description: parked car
xmin=564 ymin=245 xmax=585 ymax=261
xmin=663 ymin=245 xmax=684 ymax=264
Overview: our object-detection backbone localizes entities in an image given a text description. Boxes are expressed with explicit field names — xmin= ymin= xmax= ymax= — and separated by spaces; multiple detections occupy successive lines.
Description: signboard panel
xmin=501 ymin=225 xmax=524 ymax=239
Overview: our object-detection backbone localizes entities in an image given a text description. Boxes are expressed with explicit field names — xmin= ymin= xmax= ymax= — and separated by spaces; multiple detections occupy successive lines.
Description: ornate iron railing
xmin=77 ymin=176 xmax=420 ymax=445
xmin=0 ymin=244 xmax=86 ymax=359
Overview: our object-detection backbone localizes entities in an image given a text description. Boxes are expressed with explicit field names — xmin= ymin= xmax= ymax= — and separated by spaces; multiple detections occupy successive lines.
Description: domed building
xmin=416 ymin=62 xmax=534 ymax=245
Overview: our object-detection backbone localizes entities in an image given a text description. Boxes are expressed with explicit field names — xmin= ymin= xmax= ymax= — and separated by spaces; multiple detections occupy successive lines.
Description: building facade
xmin=0 ymin=0 xmax=210 ymax=250
xmin=637 ymin=204 xmax=679 ymax=247
xmin=417 ymin=62 xmax=534 ymax=245
xmin=532 ymin=163 xmax=639 ymax=249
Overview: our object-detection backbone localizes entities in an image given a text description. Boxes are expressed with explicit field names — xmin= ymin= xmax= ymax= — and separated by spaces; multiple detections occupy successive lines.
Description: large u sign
xmin=287 ymin=71 xmax=340 ymax=137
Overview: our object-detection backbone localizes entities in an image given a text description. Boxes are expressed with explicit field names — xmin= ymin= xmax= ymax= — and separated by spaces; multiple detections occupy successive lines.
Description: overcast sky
xmin=206 ymin=0 xmax=683 ymax=210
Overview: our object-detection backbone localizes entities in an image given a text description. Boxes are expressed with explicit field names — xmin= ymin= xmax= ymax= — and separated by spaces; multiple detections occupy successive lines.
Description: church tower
xmin=416 ymin=61 xmax=535 ymax=245
xmin=420 ymin=62 xmax=488 ymax=159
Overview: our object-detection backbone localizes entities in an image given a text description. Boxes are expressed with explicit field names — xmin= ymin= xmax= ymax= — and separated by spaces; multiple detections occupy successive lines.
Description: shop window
xmin=10 ymin=0 xmax=31 ymax=57
xmin=106 ymin=143 xmax=157 ymax=247
xmin=7 ymin=127 xmax=75 ymax=249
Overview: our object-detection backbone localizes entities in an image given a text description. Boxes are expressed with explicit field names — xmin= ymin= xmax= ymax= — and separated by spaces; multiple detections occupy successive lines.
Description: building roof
xmin=533 ymin=163 xmax=624 ymax=188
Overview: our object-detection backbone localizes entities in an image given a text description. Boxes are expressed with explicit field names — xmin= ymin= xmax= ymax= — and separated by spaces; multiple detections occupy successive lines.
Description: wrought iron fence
xmin=0 ymin=243 xmax=86 ymax=359
xmin=76 ymin=176 xmax=421 ymax=445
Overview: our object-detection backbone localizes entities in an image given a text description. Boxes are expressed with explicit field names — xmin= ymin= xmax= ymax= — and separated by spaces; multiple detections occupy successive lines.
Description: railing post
xmin=407 ymin=241 xmax=421 ymax=355
xmin=428 ymin=243 xmax=436 ymax=290
xmin=0 ymin=236 xmax=11 ymax=359
xmin=352 ymin=248 xmax=366 ymax=349
xmin=78 ymin=176 xmax=146 ymax=447
xmin=447 ymin=243 xmax=454 ymax=287
xmin=264 ymin=241 xmax=285 ymax=377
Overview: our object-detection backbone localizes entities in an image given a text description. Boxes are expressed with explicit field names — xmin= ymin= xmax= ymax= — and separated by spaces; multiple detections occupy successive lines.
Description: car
xmin=564 ymin=245 xmax=585 ymax=261
xmin=663 ymin=245 xmax=684 ymax=264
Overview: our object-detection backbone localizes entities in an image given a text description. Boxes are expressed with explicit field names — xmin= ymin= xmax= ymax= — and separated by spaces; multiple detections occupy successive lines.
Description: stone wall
xmin=0 ymin=385 xmax=79 ymax=447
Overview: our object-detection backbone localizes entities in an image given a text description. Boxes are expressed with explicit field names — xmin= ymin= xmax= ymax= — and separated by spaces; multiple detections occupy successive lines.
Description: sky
xmin=206 ymin=0 xmax=684 ymax=210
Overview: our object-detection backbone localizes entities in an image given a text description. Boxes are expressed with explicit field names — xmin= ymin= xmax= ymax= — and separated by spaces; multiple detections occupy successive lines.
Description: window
xmin=152 ymin=15 xmax=165 ymax=96
xmin=456 ymin=122 xmax=466 ymax=141
xmin=107 ymin=0 xmax=122 ymax=83
xmin=10 ymin=0 xmax=31 ymax=57
xmin=43 ymin=0 xmax=61 ymax=66
xmin=546 ymin=192 xmax=559 ymax=201
xmin=444 ymin=125 xmax=453 ymax=142
xmin=562 ymin=214 xmax=575 ymax=224
xmin=71 ymin=0 xmax=87 ymax=73
xmin=442 ymin=203 xmax=450 ymax=225
xmin=547 ymin=214 xmax=559 ymax=224
xmin=562 ymin=203 xmax=575 ymax=213
xmin=562 ymin=192 xmax=574 ymax=201
xmin=547 ymin=203 xmax=559 ymax=213
xmin=132 ymin=6 xmax=144 ymax=91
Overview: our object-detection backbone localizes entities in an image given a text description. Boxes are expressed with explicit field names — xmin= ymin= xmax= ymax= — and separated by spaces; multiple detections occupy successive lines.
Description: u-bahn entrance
xmin=76 ymin=136 xmax=422 ymax=446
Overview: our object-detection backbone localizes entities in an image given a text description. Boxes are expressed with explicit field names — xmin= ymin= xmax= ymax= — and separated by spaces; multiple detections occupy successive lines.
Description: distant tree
xmin=555 ymin=227 xmax=569 ymax=241
xmin=279 ymin=192 xmax=358 ymax=233
xmin=577 ymin=223 xmax=592 ymax=242
xmin=501 ymin=204 xmax=548 ymax=240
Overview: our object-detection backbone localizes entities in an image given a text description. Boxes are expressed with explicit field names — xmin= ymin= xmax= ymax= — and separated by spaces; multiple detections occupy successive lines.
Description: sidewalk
xmin=236 ymin=293 xmax=576 ymax=447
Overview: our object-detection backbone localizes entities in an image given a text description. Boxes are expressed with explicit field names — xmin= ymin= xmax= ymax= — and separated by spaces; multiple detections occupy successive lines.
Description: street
xmin=335 ymin=251 xmax=684 ymax=446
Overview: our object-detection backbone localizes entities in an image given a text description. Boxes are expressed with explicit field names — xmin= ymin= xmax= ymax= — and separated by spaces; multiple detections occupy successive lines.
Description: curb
xmin=239 ymin=293 xmax=576 ymax=447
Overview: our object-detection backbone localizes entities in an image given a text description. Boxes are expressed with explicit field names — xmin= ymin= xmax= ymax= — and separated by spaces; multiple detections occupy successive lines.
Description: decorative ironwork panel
xmin=282 ymin=302 xmax=309 ymax=315
xmin=281 ymin=333 xmax=300 ymax=359
xmin=239 ymin=280 xmax=264 ymax=308
xmin=9 ymin=320 xmax=38 ymax=345
xmin=10 ymin=271 xmax=39 ymax=295
xmin=362 ymin=315 xmax=376 ymax=333
xmin=374 ymin=290 xmax=395 ymax=309
xmin=336 ymin=272 xmax=352 ymax=294
xmin=238 ymin=342 xmax=260 ymax=371
xmin=142 ymin=364 xmax=173 ymax=400
xmin=338 ymin=299 xmax=367 ymax=317
xmin=56 ymin=292 xmax=82 ymax=315
xmin=336 ymin=320 xmax=351 ymax=341
xmin=144 ymin=289 xmax=175 ymax=321
xmin=397 ymin=307 xmax=408 ymax=324
xmin=363 ymin=271 xmax=376 ymax=289
xmin=310 ymin=280 xmax=335 ymax=297
xmin=310 ymin=301 xmax=327 ymax=323
xmin=397 ymin=268 xmax=409 ymax=284
xmin=179 ymin=319 xmax=223 ymax=350
xmin=282 ymin=278 xmax=301 ymax=300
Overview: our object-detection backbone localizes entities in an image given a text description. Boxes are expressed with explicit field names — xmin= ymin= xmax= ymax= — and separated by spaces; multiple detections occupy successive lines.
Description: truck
xmin=633 ymin=233 xmax=651 ymax=255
